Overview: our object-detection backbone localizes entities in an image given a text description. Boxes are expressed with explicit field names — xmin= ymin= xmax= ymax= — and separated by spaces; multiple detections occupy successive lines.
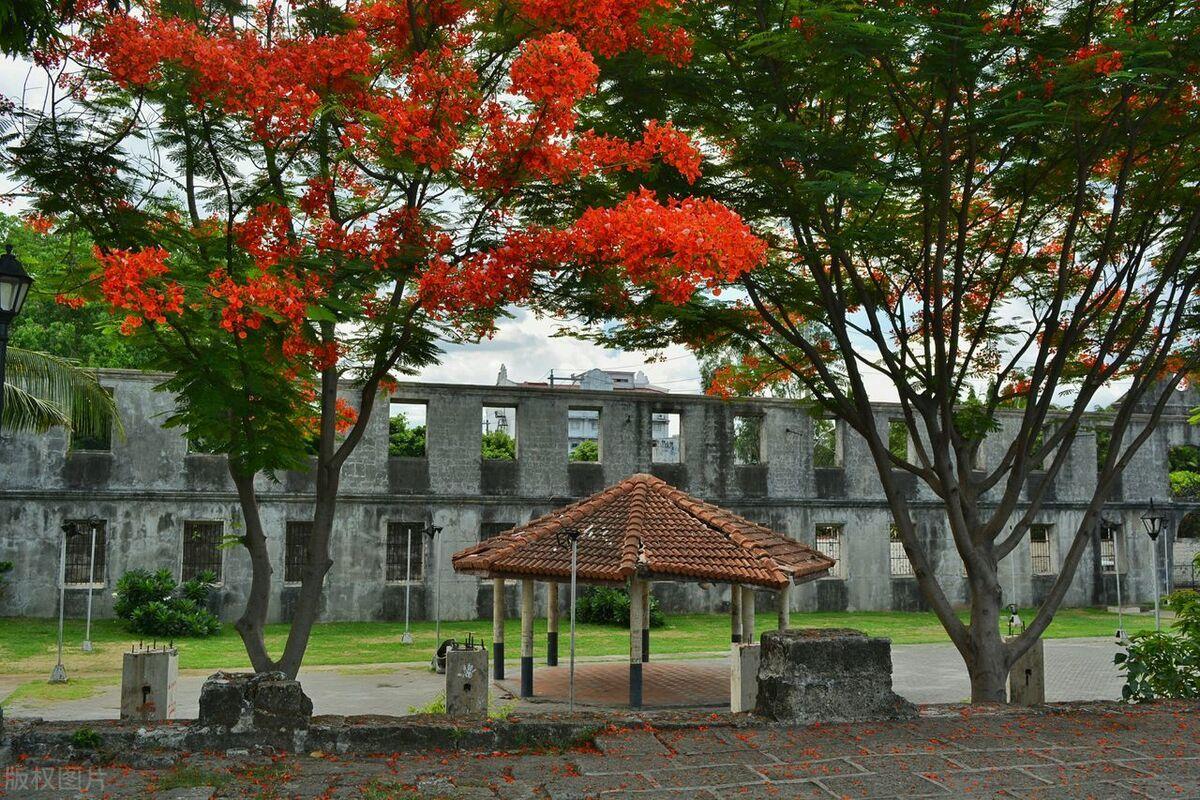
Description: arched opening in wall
xmin=1173 ymin=509 xmax=1200 ymax=589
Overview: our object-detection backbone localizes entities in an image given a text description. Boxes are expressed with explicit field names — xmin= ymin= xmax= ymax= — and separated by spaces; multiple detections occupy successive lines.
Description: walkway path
xmin=4 ymin=703 xmax=1200 ymax=798
xmin=0 ymin=637 xmax=1126 ymax=720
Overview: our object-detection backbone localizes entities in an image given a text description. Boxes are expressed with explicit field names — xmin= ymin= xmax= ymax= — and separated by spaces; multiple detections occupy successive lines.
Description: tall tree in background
xmin=2 ymin=0 xmax=761 ymax=677
xmin=545 ymin=0 xmax=1200 ymax=701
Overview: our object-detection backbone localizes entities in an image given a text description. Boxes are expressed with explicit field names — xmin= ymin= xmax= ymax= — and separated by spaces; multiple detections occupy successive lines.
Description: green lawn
xmin=0 ymin=608 xmax=1137 ymax=677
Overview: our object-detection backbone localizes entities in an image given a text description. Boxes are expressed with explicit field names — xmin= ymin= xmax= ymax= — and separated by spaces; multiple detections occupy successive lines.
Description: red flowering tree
xmin=545 ymin=0 xmax=1200 ymax=701
xmin=2 ymin=0 xmax=759 ymax=677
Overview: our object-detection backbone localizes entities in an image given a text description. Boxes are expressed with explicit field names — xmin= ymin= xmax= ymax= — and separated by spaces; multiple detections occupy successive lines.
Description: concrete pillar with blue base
xmin=520 ymin=578 xmax=534 ymax=698
xmin=641 ymin=580 xmax=651 ymax=662
xmin=547 ymin=582 xmax=559 ymax=666
xmin=492 ymin=577 xmax=505 ymax=681
xmin=629 ymin=577 xmax=644 ymax=708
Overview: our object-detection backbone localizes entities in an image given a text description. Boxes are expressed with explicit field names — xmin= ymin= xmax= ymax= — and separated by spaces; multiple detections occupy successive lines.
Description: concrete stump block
xmin=730 ymin=643 xmax=761 ymax=713
xmin=755 ymin=628 xmax=917 ymax=723
xmin=120 ymin=647 xmax=178 ymax=722
xmin=198 ymin=671 xmax=312 ymax=731
xmin=445 ymin=646 xmax=489 ymax=717
xmin=1007 ymin=636 xmax=1045 ymax=706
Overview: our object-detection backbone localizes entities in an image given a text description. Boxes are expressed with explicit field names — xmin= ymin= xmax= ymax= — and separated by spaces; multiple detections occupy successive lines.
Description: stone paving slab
xmin=3 ymin=703 xmax=1200 ymax=798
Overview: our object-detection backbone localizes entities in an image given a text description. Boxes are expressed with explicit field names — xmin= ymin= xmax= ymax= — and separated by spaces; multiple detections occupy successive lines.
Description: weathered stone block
xmin=198 ymin=672 xmax=313 ymax=732
xmin=445 ymin=646 xmax=489 ymax=717
xmin=754 ymin=628 xmax=917 ymax=723
xmin=120 ymin=647 xmax=178 ymax=722
xmin=1006 ymin=636 xmax=1045 ymax=706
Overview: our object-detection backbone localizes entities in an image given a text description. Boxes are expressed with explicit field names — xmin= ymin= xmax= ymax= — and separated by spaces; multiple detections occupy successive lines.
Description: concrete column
xmin=777 ymin=582 xmax=791 ymax=631
xmin=730 ymin=583 xmax=742 ymax=643
xmin=740 ymin=585 xmax=756 ymax=645
xmin=629 ymin=577 xmax=644 ymax=708
xmin=520 ymin=578 xmax=534 ymax=698
xmin=492 ymin=577 xmax=505 ymax=680
xmin=641 ymin=580 xmax=651 ymax=663
xmin=547 ymin=582 xmax=559 ymax=666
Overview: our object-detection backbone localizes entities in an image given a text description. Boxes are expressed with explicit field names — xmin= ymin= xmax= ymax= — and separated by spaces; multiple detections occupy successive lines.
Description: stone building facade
xmin=0 ymin=368 xmax=1196 ymax=624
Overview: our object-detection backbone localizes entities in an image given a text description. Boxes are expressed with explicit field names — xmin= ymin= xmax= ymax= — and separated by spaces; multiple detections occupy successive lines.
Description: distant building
xmin=496 ymin=365 xmax=679 ymax=457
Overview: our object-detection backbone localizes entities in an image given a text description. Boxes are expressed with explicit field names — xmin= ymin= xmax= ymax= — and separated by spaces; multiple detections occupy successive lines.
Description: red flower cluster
xmin=517 ymin=0 xmax=692 ymax=64
xmin=97 ymin=247 xmax=184 ymax=334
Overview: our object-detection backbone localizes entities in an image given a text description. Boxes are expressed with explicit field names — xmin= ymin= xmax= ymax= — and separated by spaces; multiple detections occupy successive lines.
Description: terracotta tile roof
xmin=451 ymin=474 xmax=834 ymax=589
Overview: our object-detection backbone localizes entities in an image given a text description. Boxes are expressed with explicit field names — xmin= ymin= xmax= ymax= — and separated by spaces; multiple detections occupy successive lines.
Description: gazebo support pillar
xmin=493 ymin=577 xmax=505 ymax=680
xmin=520 ymin=579 xmax=534 ymax=698
xmin=641 ymin=581 xmax=651 ymax=663
xmin=730 ymin=583 xmax=742 ymax=644
xmin=547 ymin=582 xmax=559 ymax=666
xmin=777 ymin=582 xmax=791 ymax=630
xmin=740 ymin=585 xmax=756 ymax=645
xmin=629 ymin=577 xmax=644 ymax=708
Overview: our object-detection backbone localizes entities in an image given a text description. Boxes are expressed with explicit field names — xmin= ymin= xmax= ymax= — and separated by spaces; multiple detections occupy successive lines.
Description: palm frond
xmin=2 ymin=347 xmax=125 ymax=439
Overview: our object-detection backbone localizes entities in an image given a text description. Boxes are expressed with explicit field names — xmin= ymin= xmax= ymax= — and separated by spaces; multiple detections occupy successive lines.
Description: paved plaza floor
xmin=0 ymin=637 xmax=1127 ymax=720
xmin=4 ymin=703 xmax=1200 ymax=798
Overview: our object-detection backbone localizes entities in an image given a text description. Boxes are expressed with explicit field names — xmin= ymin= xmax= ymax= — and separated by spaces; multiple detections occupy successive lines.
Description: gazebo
xmin=451 ymin=473 xmax=835 ymax=707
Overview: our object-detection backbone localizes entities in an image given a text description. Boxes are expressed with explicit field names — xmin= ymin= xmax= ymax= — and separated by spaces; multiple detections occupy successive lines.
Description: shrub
xmin=1117 ymin=589 xmax=1200 ymax=702
xmin=113 ymin=569 xmax=221 ymax=638
xmin=1170 ymin=470 xmax=1200 ymax=500
xmin=70 ymin=726 xmax=102 ymax=750
xmin=482 ymin=429 xmax=516 ymax=460
xmin=576 ymin=586 xmax=665 ymax=628
xmin=569 ymin=440 xmax=599 ymax=462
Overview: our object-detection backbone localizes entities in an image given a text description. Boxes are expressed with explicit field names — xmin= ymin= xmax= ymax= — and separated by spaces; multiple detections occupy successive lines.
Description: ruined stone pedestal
xmin=1006 ymin=636 xmax=1045 ymax=706
xmin=445 ymin=645 xmax=489 ymax=717
xmin=198 ymin=672 xmax=313 ymax=732
xmin=755 ymin=628 xmax=917 ymax=723
xmin=730 ymin=643 xmax=761 ymax=713
xmin=120 ymin=646 xmax=178 ymax=722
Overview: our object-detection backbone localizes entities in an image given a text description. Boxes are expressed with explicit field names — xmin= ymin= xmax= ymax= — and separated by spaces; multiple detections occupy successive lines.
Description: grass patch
xmin=156 ymin=764 xmax=232 ymax=792
xmin=0 ymin=608 xmax=1137 ymax=677
xmin=1 ymin=676 xmax=107 ymax=707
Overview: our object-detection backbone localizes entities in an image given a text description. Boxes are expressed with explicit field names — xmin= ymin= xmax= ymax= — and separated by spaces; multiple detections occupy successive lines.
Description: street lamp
xmin=1141 ymin=499 xmax=1168 ymax=631
xmin=554 ymin=524 xmax=588 ymax=713
xmin=0 ymin=244 xmax=34 ymax=431
xmin=423 ymin=524 xmax=444 ymax=646
xmin=1101 ymin=516 xmax=1126 ymax=641
xmin=78 ymin=515 xmax=101 ymax=652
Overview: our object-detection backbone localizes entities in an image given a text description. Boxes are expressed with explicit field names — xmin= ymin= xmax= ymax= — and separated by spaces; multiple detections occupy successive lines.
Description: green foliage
xmin=811 ymin=418 xmax=838 ymax=468
xmin=0 ymin=215 xmax=150 ymax=369
xmin=1170 ymin=471 xmax=1200 ymax=500
xmin=389 ymin=413 xmax=427 ymax=458
xmin=1117 ymin=590 xmax=1200 ymax=702
xmin=733 ymin=416 xmax=762 ymax=465
xmin=887 ymin=420 xmax=908 ymax=461
xmin=482 ymin=429 xmax=516 ymax=460
xmin=113 ymin=569 xmax=220 ymax=638
xmin=70 ymin=726 xmax=102 ymax=750
xmin=576 ymin=586 xmax=665 ymax=628
xmin=569 ymin=439 xmax=599 ymax=462
xmin=1170 ymin=445 xmax=1200 ymax=473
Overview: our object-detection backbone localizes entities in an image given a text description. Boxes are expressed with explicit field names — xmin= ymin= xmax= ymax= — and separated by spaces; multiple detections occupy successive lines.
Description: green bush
xmin=576 ymin=586 xmax=665 ymax=628
xmin=1170 ymin=470 xmax=1200 ymax=500
xmin=482 ymin=429 xmax=516 ymax=460
xmin=569 ymin=440 xmax=598 ymax=462
xmin=113 ymin=569 xmax=221 ymax=638
xmin=389 ymin=413 xmax=426 ymax=457
xmin=70 ymin=726 xmax=102 ymax=750
xmin=1117 ymin=589 xmax=1200 ymax=702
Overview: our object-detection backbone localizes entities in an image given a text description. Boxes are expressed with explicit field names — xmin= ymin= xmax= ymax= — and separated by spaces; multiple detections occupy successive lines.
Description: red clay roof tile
xmin=451 ymin=474 xmax=835 ymax=589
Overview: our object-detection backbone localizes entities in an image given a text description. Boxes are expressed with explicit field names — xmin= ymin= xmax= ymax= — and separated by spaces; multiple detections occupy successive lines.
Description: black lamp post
xmin=1141 ymin=499 xmax=1168 ymax=631
xmin=0 ymin=244 xmax=34 ymax=432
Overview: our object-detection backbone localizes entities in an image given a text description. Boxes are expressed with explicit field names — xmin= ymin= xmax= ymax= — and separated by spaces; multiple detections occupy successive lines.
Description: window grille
xmin=815 ymin=524 xmax=844 ymax=578
xmin=182 ymin=521 xmax=223 ymax=582
xmin=386 ymin=522 xmax=424 ymax=582
xmin=889 ymin=524 xmax=914 ymax=576
xmin=64 ymin=520 xmax=107 ymax=585
xmin=285 ymin=521 xmax=312 ymax=583
xmin=1030 ymin=525 xmax=1054 ymax=574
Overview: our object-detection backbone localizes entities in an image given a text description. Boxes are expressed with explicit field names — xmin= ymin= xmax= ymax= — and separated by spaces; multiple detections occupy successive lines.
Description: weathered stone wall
xmin=0 ymin=369 xmax=1194 ymax=624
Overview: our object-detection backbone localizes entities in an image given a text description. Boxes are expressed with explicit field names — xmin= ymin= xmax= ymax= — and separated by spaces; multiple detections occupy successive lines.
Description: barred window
xmin=889 ymin=524 xmax=914 ymax=576
xmin=182 ymin=521 xmax=224 ymax=582
xmin=1099 ymin=524 xmax=1120 ymax=574
xmin=815 ymin=524 xmax=844 ymax=578
xmin=386 ymin=522 xmax=424 ymax=582
xmin=285 ymin=521 xmax=312 ymax=584
xmin=1030 ymin=524 xmax=1054 ymax=575
xmin=64 ymin=519 xmax=107 ymax=585
xmin=481 ymin=522 xmax=515 ymax=540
